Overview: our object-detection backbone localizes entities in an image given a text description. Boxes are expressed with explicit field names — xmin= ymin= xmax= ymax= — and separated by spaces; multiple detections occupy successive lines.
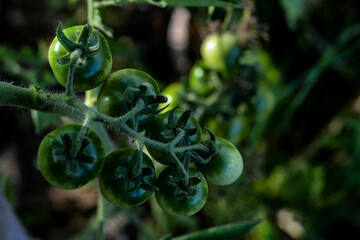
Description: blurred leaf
xmin=91 ymin=9 xmax=114 ymax=37
xmin=279 ymin=0 xmax=306 ymax=30
xmin=67 ymin=0 xmax=80 ymax=4
xmin=171 ymin=219 xmax=261 ymax=240
xmin=0 ymin=174 xmax=18 ymax=208
xmin=276 ymin=23 xmax=360 ymax=130
xmin=0 ymin=43 xmax=57 ymax=88
xmin=159 ymin=233 xmax=173 ymax=240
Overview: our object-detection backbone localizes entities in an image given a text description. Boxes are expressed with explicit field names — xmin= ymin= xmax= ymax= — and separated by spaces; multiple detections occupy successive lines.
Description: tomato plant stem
xmin=0 ymin=81 xmax=212 ymax=156
xmin=97 ymin=193 xmax=105 ymax=240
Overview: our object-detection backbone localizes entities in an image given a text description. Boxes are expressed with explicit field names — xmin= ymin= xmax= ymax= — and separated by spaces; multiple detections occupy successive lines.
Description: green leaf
xmin=92 ymin=9 xmax=114 ymax=37
xmin=30 ymin=110 xmax=60 ymax=134
xmin=172 ymin=219 xmax=262 ymax=240
xmin=159 ymin=233 xmax=173 ymax=240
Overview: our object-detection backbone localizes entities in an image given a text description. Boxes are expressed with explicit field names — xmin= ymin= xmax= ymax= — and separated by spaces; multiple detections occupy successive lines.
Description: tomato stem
xmin=65 ymin=49 xmax=83 ymax=98
xmin=130 ymin=144 xmax=144 ymax=179
xmin=0 ymin=81 xmax=211 ymax=156
xmin=69 ymin=116 xmax=91 ymax=159
xmin=0 ymin=82 xmax=213 ymax=167
xmin=97 ymin=194 xmax=105 ymax=240
xmin=170 ymin=152 xmax=189 ymax=187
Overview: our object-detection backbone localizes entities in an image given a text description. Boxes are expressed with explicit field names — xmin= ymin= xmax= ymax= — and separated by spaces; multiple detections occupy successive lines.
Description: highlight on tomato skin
xmin=200 ymin=32 xmax=241 ymax=72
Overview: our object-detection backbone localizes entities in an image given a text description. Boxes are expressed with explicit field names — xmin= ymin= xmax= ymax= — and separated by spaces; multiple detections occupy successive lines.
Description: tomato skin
xmin=97 ymin=68 xmax=160 ymax=131
xmin=188 ymin=60 xmax=222 ymax=97
xmin=200 ymin=137 xmax=243 ymax=186
xmin=200 ymin=32 xmax=241 ymax=71
xmin=145 ymin=109 xmax=202 ymax=165
xmin=99 ymin=148 xmax=156 ymax=207
xmin=188 ymin=61 xmax=212 ymax=97
xmin=160 ymin=82 xmax=185 ymax=110
xmin=155 ymin=167 xmax=208 ymax=216
xmin=38 ymin=123 xmax=105 ymax=190
xmin=48 ymin=25 xmax=112 ymax=92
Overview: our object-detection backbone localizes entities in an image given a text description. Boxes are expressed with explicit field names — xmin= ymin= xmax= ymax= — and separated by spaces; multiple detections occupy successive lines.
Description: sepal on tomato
xmin=163 ymin=108 xmax=199 ymax=141
xmin=99 ymin=148 xmax=156 ymax=207
xmin=169 ymin=174 xmax=202 ymax=199
xmin=155 ymin=167 xmax=208 ymax=216
xmin=49 ymin=24 xmax=112 ymax=91
xmin=124 ymin=83 xmax=168 ymax=116
xmin=56 ymin=22 xmax=82 ymax=52
xmin=189 ymin=128 xmax=218 ymax=165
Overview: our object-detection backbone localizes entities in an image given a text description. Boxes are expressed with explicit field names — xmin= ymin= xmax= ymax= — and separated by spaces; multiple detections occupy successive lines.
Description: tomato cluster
xmin=38 ymin=24 xmax=243 ymax=217
xmin=162 ymin=29 xmax=278 ymax=146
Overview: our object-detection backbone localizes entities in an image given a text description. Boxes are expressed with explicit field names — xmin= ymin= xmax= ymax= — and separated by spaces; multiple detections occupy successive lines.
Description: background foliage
xmin=1 ymin=0 xmax=360 ymax=239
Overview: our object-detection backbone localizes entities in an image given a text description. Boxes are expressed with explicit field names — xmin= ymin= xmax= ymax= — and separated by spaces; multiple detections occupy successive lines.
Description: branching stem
xmin=0 ymin=81 xmax=210 ymax=162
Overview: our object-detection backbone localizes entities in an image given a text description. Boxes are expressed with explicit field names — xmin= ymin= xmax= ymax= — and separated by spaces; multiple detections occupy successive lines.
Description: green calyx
xmin=124 ymin=84 xmax=168 ymax=115
xmin=190 ymin=128 xmax=219 ymax=165
xmin=52 ymin=132 xmax=96 ymax=176
xmin=55 ymin=22 xmax=100 ymax=68
xmin=113 ymin=151 xmax=157 ymax=192
xmin=161 ymin=108 xmax=198 ymax=141
xmin=168 ymin=172 xmax=203 ymax=198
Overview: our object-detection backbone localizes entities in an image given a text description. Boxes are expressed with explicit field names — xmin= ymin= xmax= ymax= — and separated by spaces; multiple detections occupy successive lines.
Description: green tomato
xmin=188 ymin=61 xmax=215 ymax=97
xmin=200 ymin=137 xmax=243 ymax=185
xmin=99 ymin=148 xmax=156 ymax=207
xmin=97 ymin=68 xmax=160 ymax=131
xmin=145 ymin=109 xmax=202 ymax=165
xmin=155 ymin=167 xmax=208 ymax=216
xmin=48 ymin=25 xmax=112 ymax=92
xmin=160 ymin=82 xmax=185 ymax=110
xmin=38 ymin=123 xmax=105 ymax=189
xmin=200 ymin=32 xmax=241 ymax=71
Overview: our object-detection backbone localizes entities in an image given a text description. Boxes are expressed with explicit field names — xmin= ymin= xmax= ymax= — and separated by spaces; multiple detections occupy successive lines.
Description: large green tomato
xmin=99 ymin=148 xmax=156 ymax=207
xmin=48 ymin=25 xmax=112 ymax=92
xmin=155 ymin=167 xmax=208 ymax=216
xmin=97 ymin=68 xmax=160 ymax=131
xmin=200 ymin=32 xmax=241 ymax=71
xmin=200 ymin=137 xmax=243 ymax=185
xmin=145 ymin=109 xmax=202 ymax=165
xmin=38 ymin=123 xmax=105 ymax=189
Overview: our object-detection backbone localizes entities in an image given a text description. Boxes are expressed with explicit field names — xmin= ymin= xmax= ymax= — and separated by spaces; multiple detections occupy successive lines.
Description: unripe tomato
xmin=160 ymin=82 xmax=185 ymax=110
xmin=200 ymin=32 xmax=241 ymax=71
xmin=200 ymin=137 xmax=243 ymax=185
xmin=99 ymin=148 xmax=156 ymax=207
xmin=38 ymin=123 xmax=105 ymax=189
xmin=155 ymin=167 xmax=208 ymax=216
xmin=97 ymin=68 xmax=160 ymax=131
xmin=188 ymin=61 xmax=221 ymax=97
xmin=48 ymin=25 xmax=112 ymax=91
